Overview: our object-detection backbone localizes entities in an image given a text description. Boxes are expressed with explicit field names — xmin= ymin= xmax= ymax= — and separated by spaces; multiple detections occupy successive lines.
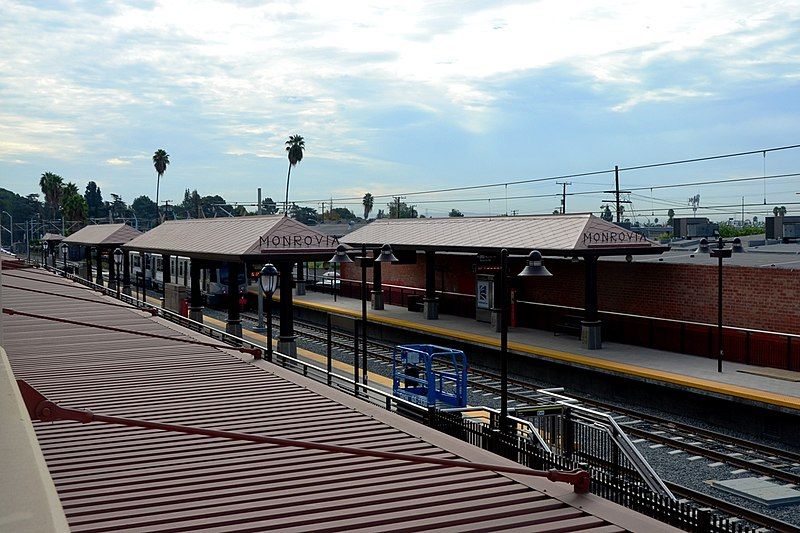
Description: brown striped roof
xmin=123 ymin=215 xmax=340 ymax=262
xmin=62 ymin=223 xmax=142 ymax=246
xmin=341 ymin=214 xmax=668 ymax=256
xmin=1 ymin=269 xmax=676 ymax=532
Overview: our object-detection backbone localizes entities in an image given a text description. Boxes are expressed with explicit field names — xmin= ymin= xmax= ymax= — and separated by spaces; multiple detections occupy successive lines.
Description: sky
xmin=1 ymin=0 xmax=799 ymax=222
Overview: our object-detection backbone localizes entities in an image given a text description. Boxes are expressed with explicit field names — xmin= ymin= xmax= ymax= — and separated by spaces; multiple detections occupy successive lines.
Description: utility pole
xmin=257 ymin=188 xmax=262 ymax=215
xmin=556 ymin=181 xmax=571 ymax=214
xmin=392 ymin=195 xmax=405 ymax=219
xmin=603 ymin=165 xmax=631 ymax=223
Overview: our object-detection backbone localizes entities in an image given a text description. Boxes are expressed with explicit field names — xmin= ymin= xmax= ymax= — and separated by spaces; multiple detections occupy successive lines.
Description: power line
xmin=295 ymin=142 xmax=800 ymax=204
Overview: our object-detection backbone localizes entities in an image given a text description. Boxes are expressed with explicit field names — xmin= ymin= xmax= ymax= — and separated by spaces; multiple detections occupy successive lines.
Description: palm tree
xmin=39 ymin=172 xmax=64 ymax=219
xmin=362 ymin=193 xmax=374 ymax=220
xmin=153 ymin=149 xmax=170 ymax=220
xmin=773 ymin=205 xmax=787 ymax=217
xmin=284 ymin=135 xmax=305 ymax=214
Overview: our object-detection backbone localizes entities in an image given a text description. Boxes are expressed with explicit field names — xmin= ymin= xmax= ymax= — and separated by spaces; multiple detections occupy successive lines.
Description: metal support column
xmin=295 ymin=261 xmax=306 ymax=296
xmin=581 ymin=255 xmax=602 ymax=349
xmin=85 ymin=245 xmax=92 ymax=282
xmin=189 ymin=260 xmax=204 ymax=323
xmin=95 ymin=248 xmax=103 ymax=286
xmin=423 ymin=250 xmax=438 ymax=319
xmin=122 ymin=251 xmax=131 ymax=295
xmin=107 ymin=250 xmax=116 ymax=291
xmin=162 ymin=253 xmax=171 ymax=286
xmin=225 ymin=261 xmax=242 ymax=337
xmin=277 ymin=261 xmax=297 ymax=358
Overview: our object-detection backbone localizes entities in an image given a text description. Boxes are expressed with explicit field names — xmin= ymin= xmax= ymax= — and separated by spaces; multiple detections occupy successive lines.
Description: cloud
xmin=612 ymin=88 xmax=715 ymax=112
xmin=106 ymin=158 xmax=132 ymax=166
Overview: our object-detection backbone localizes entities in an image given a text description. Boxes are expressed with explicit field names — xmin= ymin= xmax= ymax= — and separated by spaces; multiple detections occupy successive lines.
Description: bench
xmin=554 ymin=314 xmax=583 ymax=337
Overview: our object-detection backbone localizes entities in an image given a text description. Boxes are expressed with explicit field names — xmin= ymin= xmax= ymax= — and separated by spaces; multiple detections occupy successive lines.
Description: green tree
xmin=84 ymin=181 xmax=104 ymax=218
xmin=362 ymin=193 xmax=374 ymax=219
xmin=600 ymin=205 xmax=613 ymax=222
xmin=152 ymin=149 xmax=170 ymax=220
xmin=131 ymin=195 xmax=158 ymax=221
xmin=61 ymin=193 xmax=88 ymax=222
xmin=330 ymin=207 xmax=356 ymax=221
xmin=667 ymin=208 xmax=675 ymax=226
xmin=284 ymin=134 xmax=305 ymax=214
xmin=387 ymin=201 xmax=417 ymax=219
xmin=449 ymin=209 xmax=464 ymax=217
xmin=233 ymin=205 xmax=249 ymax=216
xmin=289 ymin=204 xmax=318 ymax=225
xmin=773 ymin=205 xmax=787 ymax=217
xmin=260 ymin=197 xmax=278 ymax=215
xmin=39 ymin=172 xmax=64 ymax=219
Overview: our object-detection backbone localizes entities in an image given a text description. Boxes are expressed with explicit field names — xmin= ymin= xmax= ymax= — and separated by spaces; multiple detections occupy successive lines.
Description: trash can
xmin=407 ymin=295 xmax=422 ymax=312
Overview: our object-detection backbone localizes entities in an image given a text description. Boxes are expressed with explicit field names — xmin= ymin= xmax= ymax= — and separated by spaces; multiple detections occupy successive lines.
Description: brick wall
xmin=342 ymin=254 xmax=800 ymax=335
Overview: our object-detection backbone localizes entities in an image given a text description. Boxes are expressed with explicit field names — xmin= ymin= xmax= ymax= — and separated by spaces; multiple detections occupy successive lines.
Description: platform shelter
xmin=40 ymin=233 xmax=63 ymax=267
xmin=123 ymin=215 xmax=340 ymax=356
xmin=341 ymin=214 xmax=668 ymax=349
xmin=62 ymin=223 xmax=142 ymax=292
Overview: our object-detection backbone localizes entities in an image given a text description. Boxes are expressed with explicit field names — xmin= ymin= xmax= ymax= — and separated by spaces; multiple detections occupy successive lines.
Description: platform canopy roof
xmin=62 ymin=223 xmax=142 ymax=247
xmin=41 ymin=233 xmax=64 ymax=242
xmin=341 ymin=214 xmax=669 ymax=256
xmin=123 ymin=215 xmax=341 ymax=262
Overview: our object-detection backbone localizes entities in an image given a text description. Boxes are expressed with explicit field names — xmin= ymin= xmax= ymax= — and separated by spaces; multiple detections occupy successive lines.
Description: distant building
xmin=765 ymin=215 xmax=800 ymax=240
xmin=671 ymin=217 xmax=718 ymax=238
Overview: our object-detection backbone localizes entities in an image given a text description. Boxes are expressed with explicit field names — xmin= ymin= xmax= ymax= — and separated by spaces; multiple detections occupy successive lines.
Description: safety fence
xmin=431 ymin=411 xmax=756 ymax=533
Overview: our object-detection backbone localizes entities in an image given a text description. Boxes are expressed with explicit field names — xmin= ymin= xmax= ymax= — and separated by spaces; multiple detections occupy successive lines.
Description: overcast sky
xmin=2 ymin=0 xmax=799 ymax=221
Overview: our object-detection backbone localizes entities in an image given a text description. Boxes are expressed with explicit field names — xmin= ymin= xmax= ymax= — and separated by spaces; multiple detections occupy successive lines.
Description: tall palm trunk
xmin=156 ymin=175 xmax=161 ymax=222
xmin=285 ymin=162 xmax=292 ymax=215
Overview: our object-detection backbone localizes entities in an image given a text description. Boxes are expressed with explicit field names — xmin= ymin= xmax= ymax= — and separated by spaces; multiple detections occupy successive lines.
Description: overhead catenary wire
xmin=292 ymin=143 xmax=800 ymax=204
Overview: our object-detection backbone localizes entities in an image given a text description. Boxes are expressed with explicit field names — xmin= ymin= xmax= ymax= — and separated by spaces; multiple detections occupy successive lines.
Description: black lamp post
xmin=328 ymin=244 xmax=352 ymax=303
xmin=259 ymin=263 xmax=279 ymax=362
xmin=709 ymin=237 xmax=732 ymax=373
xmin=113 ymin=248 xmax=123 ymax=299
xmin=499 ymin=249 xmax=552 ymax=431
xmin=61 ymin=242 xmax=68 ymax=277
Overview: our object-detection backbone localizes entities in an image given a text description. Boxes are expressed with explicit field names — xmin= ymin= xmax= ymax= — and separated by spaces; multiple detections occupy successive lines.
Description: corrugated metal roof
xmin=62 ymin=223 xmax=142 ymax=246
xmin=1 ymin=269 xmax=675 ymax=532
xmin=341 ymin=215 xmax=667 ymax=256
xmin=123 ymin=215 xmax=340 ymax=261
xmin=41 ymin=233 xmax=64 ymax=242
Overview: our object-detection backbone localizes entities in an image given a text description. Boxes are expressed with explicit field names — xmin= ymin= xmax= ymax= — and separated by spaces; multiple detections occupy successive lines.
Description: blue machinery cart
xmin=392 ymin=344 xmax=468 ymax=408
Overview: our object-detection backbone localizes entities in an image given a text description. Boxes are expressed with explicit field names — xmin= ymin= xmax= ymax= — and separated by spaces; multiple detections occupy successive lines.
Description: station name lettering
xmin=582 ymin=231 xmax=646 ymax=245
xmin=259 ymin=234 xmax=339 ymax=248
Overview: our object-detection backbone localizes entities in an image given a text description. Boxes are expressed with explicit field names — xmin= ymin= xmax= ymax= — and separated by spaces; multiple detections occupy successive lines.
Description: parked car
xmin=316 ymin=270 xmax=340 ymax=288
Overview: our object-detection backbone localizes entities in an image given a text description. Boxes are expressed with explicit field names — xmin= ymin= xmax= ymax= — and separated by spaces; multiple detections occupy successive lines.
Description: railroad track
xmin=239 ymin=310 xmax=798 ymax=531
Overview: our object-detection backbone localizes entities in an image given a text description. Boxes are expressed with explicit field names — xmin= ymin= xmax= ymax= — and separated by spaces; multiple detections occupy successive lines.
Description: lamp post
xmin=371 ymin=244 xmax=399 ymax=385
xmin=328 ymin=244 xmax=352 ymax=303
xmin=259 ymin=263 xmax=279 ymax=362
xmin=113 ymin=248 xmax=123 ymax=299
xmin=61 ymin=242 xmax=69 ymax=277
xmin=709 ymin=237 xmax=732 ymax=373
xmin=499 ymin=249 xmax=552 ymax=431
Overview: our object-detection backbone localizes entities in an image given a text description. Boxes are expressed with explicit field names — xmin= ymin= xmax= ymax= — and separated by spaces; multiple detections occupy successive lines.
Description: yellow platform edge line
xmin=283 ymin=296 xmax=800 ymax=412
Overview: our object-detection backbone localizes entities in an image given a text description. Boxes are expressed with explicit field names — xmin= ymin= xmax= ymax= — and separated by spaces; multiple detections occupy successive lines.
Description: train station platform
xmin=278 ymin=290 xmax=800 ymax=415
xmin=2 ymin=267 xmax=675 ymax=532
